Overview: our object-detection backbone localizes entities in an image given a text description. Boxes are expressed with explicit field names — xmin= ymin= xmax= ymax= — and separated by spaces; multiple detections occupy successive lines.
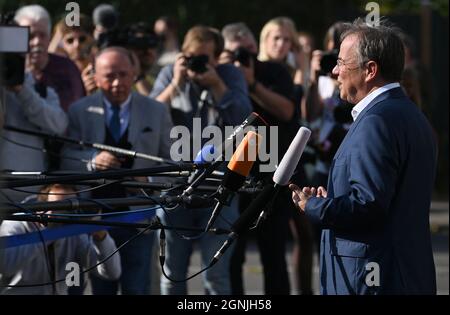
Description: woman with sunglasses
xmin=50 ymin=14 xmax=97 ymax=95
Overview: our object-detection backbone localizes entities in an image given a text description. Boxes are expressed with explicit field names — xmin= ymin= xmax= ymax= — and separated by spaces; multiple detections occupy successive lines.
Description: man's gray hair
xmin=341 ymin=18 xmax=405 ymax=82
xmin=221 ymin=22 xmax=256 ymax=44
xmin=14 ymin=4 xmax=52 ymax=35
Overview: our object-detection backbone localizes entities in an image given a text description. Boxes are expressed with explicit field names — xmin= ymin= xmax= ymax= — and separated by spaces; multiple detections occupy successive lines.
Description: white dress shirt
xmin=351 ymin=82 xmax=401 ymax=121
xmin=103 ymin=94 xmax=132 ymax=137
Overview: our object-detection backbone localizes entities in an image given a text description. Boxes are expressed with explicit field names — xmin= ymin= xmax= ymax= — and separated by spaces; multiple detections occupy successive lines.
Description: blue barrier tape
xmin=0 ymin=208 xmax=157 ymax=249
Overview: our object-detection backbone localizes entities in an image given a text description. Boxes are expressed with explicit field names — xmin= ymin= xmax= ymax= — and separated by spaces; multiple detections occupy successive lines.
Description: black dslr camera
xmin=184 ymin=54 xmax=209 ymax=73
xmin=320 ymin=49 xmax=338 ymax=75
xmin=0 ymin=14 xmax=30 ymax=86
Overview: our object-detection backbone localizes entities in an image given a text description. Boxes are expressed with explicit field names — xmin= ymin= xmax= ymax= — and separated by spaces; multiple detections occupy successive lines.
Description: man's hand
xmin=289 ymin=184 xmax=327 ymax=213
xmin=188 ymin=64 xmax=227 ymax=102
xmin=81 ymin=64 xmax=97 ymax=95
xmin=172 ymin=53 xmax=188 ymax=86
xmin=187 ymin=64 xmax=223 ymax=88
xmin=94 ymin=151 xmax=121 ymax=170
xmin=310 ymin=50 xmax=323 ymax=84
xmin=92 ymin=230 xmax=107 ymax=242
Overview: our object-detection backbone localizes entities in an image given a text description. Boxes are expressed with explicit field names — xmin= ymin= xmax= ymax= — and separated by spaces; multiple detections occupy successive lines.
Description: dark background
xmin=1 ymin=0 xmax=448 ymax=198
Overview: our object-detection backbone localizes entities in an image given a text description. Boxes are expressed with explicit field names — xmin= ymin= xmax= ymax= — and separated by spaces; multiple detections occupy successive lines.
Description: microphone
xmin=257 ymin=126 xmax=312 ymax=220
xmin=210 ymin=127 xmax=311 ymax=265
xmin=3 ymin=125 xmax=176 ymax=165
xmin=187 ymin=144 xmax=216 ymax=185
xmin=181 ymin=112 xmax=268 ymax=197
xmin=205 ymin=131 xmax=261 ymax=231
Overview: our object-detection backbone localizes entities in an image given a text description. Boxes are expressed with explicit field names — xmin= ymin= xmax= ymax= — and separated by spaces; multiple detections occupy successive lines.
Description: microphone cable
xmin=0 ymin=201 xmax=157 ymax=289
xmin=0 ymin=134 xmax=122 ymax=171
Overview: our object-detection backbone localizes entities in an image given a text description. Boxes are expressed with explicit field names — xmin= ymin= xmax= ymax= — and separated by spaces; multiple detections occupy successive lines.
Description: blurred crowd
xmin=0 ymin=3 xmax=433 ymax=295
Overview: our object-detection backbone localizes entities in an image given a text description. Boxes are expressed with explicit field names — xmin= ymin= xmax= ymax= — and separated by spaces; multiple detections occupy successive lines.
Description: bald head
xmin=94 ymin=46 xmax=136 ymax=105
xmin=95 ymin=46 xmax=135 ymax=68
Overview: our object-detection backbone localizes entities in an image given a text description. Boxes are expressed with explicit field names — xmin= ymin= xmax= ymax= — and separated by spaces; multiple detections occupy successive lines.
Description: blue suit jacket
xmin=305 ymin=87 xmax=437 ymax=295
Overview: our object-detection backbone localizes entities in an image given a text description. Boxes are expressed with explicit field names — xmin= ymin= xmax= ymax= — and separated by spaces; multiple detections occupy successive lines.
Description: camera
xmin=232 ymin=47 xmax=256 ymax=67
xmin=184 ymin=54 xmax=209 ymax=73
xmin=0 ymin=15 xmax=30 ymax=86
xmin=320 ymin=49 xmax=338 ymax=75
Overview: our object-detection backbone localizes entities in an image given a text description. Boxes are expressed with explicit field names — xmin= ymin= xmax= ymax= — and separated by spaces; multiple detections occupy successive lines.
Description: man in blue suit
xmin=290 ymin=19 xmax=437 ymax=294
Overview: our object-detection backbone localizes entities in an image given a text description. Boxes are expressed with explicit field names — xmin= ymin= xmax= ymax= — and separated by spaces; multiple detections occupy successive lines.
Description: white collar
xmin=351 ymin=82 xmax=401 ymax=121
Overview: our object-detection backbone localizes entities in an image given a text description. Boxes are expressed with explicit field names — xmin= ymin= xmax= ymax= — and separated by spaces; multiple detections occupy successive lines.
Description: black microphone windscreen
xmin=93 ymin=4 xmax=118 ymax=29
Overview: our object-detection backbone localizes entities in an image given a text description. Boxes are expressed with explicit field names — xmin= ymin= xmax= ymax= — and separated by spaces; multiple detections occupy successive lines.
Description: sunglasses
xmin=65 ymin=35 xmax=87 ymax=45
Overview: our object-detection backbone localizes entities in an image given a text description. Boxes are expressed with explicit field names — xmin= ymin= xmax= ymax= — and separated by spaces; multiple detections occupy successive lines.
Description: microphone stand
xmin=0 ymin=164 xmax=197 ymax=188
xmin=0 ymin=195 xmax=197 ymax=214
xmin=0 ymin=214 xmax=230 ymax=234
xmin=3 ymin=125 xmax=176 ymax=165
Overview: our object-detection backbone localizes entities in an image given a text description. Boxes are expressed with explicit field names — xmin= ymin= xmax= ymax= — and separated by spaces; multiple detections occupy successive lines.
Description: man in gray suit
xmin=62 ymin=46 xmax=173 ymax=294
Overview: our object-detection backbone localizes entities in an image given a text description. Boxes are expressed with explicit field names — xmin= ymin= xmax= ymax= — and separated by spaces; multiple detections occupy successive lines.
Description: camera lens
xmin=184 ymin=54 xmax=209 ymax=73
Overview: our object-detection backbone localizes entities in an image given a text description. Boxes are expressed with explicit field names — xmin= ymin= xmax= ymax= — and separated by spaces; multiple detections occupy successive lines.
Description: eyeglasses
xmin=65 ymin=35 xmax=87 ymax=45
xmin=336 ymin=58 xmax=365 ymax=70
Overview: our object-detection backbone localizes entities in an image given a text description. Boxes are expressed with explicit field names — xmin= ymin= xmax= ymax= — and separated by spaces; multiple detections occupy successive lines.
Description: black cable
xmin=0 ymin=201 xmax=55 ymax=291
xmin=0 ymin=135 xmax=121 ymax=171
xmin=7 ymin=179 xmax=125 ymax=196
xmin=136 ymin=192 xmax=211 ymax=241
xmin=3 ymin=125 xmax=177 ymax=165
xmin=31 ymin=221 xmax=56 ymax=293
xmin=158 ymin=225 xmax=216 ymax=284
xmin=0 ymin=220 xmax=155 ymax=289
xmin=73 ymin=197 xmax=115 ymax=213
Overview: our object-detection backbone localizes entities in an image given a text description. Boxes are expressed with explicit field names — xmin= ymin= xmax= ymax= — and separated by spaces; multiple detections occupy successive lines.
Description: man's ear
xmin=365 ymin=60 xmax=378 ymax=82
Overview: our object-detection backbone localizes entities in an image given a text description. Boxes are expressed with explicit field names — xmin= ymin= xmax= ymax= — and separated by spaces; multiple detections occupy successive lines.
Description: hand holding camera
xmin=183 ymin=54 xmax=223 ymax=89
xmin=310 ymin=50 xmax=323 ymax=83
xmin=228 ymin=47 xmax=256 ymax=87
xmin=81 ymin=63 xmax=97 ymax=95
xmin=310 ymin=49 xmax=338 ymax=83
xmin=171 ymin=53 xmax=188 ymax=87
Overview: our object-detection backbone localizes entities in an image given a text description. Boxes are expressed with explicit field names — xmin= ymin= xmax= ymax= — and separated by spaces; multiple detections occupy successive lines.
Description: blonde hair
xmin=258 ymin=17 xmax=300 ymax=62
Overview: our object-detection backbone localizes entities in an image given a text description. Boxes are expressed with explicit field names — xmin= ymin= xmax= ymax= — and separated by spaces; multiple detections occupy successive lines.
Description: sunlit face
xmin=94 ymin=51 xmax=135 ymax=105
xmin=62 ymin=30 xmax=93 ymax=61
xmin=298 ymin=34 xmax=313 ymax=55
xmin=47 ymin=187 xmax=76 ymax=202
xmin=16 ymin=17 xmax=50 ymax=71
xmin=45 ymin=186 xmax=76 ymax=227
xmin=332 ymin=34 xmax=366 ymax=104
xmin=154 ymin=19 xmax=168 ymax=36
xmin=265 ymin=26 xmax=292 ymax=62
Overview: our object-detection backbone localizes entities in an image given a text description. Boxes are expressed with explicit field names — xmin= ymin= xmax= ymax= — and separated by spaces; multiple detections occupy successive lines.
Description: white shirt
xmin=351 ymin=82 xmax=401 ymax=121
xmin=103 ymin=94 xmax=132 ymax=136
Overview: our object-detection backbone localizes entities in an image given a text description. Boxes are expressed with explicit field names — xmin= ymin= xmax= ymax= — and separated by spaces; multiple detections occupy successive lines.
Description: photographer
xmin=125 ymin=22 xmax=160 ymax=96
xmin=304 ymin=22 xmax=353 ymax=189
xmin=14 ymin=5 xmax=85 ymax=112
xmin=150 ymin=25 xmax=251 ymax=295
xmin=50 ymin=14 xmax=97 ymax=95
xmin=0 ymin=73 xmax=67 ymax=202
xmin=96 ymin=22 xmax=161 ymax=97
xmin=151 ymin=25 xmax=251 ymax=130
xmin=0 ymin=184 xmax=121 ymax=295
